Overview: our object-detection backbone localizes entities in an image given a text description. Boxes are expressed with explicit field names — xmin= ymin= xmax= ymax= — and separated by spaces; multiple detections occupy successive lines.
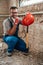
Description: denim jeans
xmin=3 ymin=36 xmax=27 ymax=53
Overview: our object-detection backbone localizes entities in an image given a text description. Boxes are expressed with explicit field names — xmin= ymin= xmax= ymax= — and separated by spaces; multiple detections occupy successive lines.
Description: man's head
xmin=10 ymin=6 xmax=18 ymax=18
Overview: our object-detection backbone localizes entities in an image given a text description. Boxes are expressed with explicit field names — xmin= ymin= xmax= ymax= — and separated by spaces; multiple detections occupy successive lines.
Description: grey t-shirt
xmin=3 ymin=17 xmax=21 ymax=36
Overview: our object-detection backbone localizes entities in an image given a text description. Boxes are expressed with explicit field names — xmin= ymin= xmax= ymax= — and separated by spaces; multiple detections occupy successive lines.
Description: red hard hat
xmin=22 ymin=13 xmax=34 ymax=26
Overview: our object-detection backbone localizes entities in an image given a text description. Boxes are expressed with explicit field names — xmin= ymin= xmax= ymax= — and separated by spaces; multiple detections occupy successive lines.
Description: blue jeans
xmin=3 ymin=36 xmax=28 ymax=53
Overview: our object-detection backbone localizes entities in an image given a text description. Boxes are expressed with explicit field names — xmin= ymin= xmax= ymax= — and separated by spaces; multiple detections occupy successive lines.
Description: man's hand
xmin=15 ymin=18 xmax=19 ymax=25
xmin=12 ymin=17 xmax=19 ymax=25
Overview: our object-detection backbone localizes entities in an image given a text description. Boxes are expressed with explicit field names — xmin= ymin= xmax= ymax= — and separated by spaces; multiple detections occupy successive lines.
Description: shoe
xmin=25 ymin=48 xmax=29 ymax=53
xmin=23 ymin=52 xmax=29 ymax=56
xmin=6 ymin=52 xmax=12 ymax=57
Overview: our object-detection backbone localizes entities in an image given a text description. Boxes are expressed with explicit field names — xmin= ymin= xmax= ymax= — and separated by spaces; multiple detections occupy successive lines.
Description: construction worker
xmin=3 ymin=6 xmax=28 ymax=56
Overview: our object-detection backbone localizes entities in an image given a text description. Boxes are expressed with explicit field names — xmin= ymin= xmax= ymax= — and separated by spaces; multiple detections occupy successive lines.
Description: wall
xmin=18 ymin=3 xmax=43 ymax=13
xmin=29 ymin=15 xmax=43 ymax=53
xmin=0 ymin=0 xmax=9 ymax=37
xmin=18 ymin=2 xmax=43 ymax=53
xmin=8 ymin=0 xmax=19 ymax=8
xmin=0 ymin=0 xmax=9 ymax=15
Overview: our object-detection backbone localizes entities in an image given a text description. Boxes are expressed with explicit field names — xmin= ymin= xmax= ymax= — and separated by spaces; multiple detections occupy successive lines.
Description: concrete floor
xmin=0 ymin=48 xmax=43 ymax=65
xmin=0 ymin=39 xmax=43 ymax=65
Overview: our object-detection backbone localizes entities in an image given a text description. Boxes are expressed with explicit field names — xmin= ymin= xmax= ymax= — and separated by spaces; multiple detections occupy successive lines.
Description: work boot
xmin=6 ymin=51 xmax=12 ymax=57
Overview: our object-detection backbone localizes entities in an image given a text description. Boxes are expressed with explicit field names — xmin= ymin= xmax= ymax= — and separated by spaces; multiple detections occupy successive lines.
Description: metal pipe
xmin=0 ymin=11 xmax=43 ymax=17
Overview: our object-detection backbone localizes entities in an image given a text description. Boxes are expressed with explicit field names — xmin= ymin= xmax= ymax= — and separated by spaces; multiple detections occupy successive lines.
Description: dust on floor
xmin=0 ymin=49 xmax=43 ymax=65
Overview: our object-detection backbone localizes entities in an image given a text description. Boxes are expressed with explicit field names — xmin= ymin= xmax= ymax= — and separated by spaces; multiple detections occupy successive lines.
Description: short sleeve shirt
xmin=3 ymin=18 xmax=11 ymax=35
xmin=3 ymin=17 xmax=22 ymax=36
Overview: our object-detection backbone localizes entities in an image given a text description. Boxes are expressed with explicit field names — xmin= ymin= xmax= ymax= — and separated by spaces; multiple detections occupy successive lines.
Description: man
xmin=3 ymin=6 xmax=28 ymax=56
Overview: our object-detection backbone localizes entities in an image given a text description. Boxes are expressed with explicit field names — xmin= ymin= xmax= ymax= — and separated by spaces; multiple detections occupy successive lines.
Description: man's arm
xmin=3 ymin=18 xmax=19 ymax=36
xmin=7 ymin=24 xmax=17 ymax=35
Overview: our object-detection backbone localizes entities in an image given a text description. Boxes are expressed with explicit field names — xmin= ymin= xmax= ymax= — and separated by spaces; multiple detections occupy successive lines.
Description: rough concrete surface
xmin=0 ymin=50 xmax=43 ymax=65
xmin=0 ymin=41 xmax=43 ymax=65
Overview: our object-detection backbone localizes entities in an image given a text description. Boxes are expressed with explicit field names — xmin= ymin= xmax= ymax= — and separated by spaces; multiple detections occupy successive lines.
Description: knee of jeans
xmin=6 ymin=36 xmax=18 ymax=43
